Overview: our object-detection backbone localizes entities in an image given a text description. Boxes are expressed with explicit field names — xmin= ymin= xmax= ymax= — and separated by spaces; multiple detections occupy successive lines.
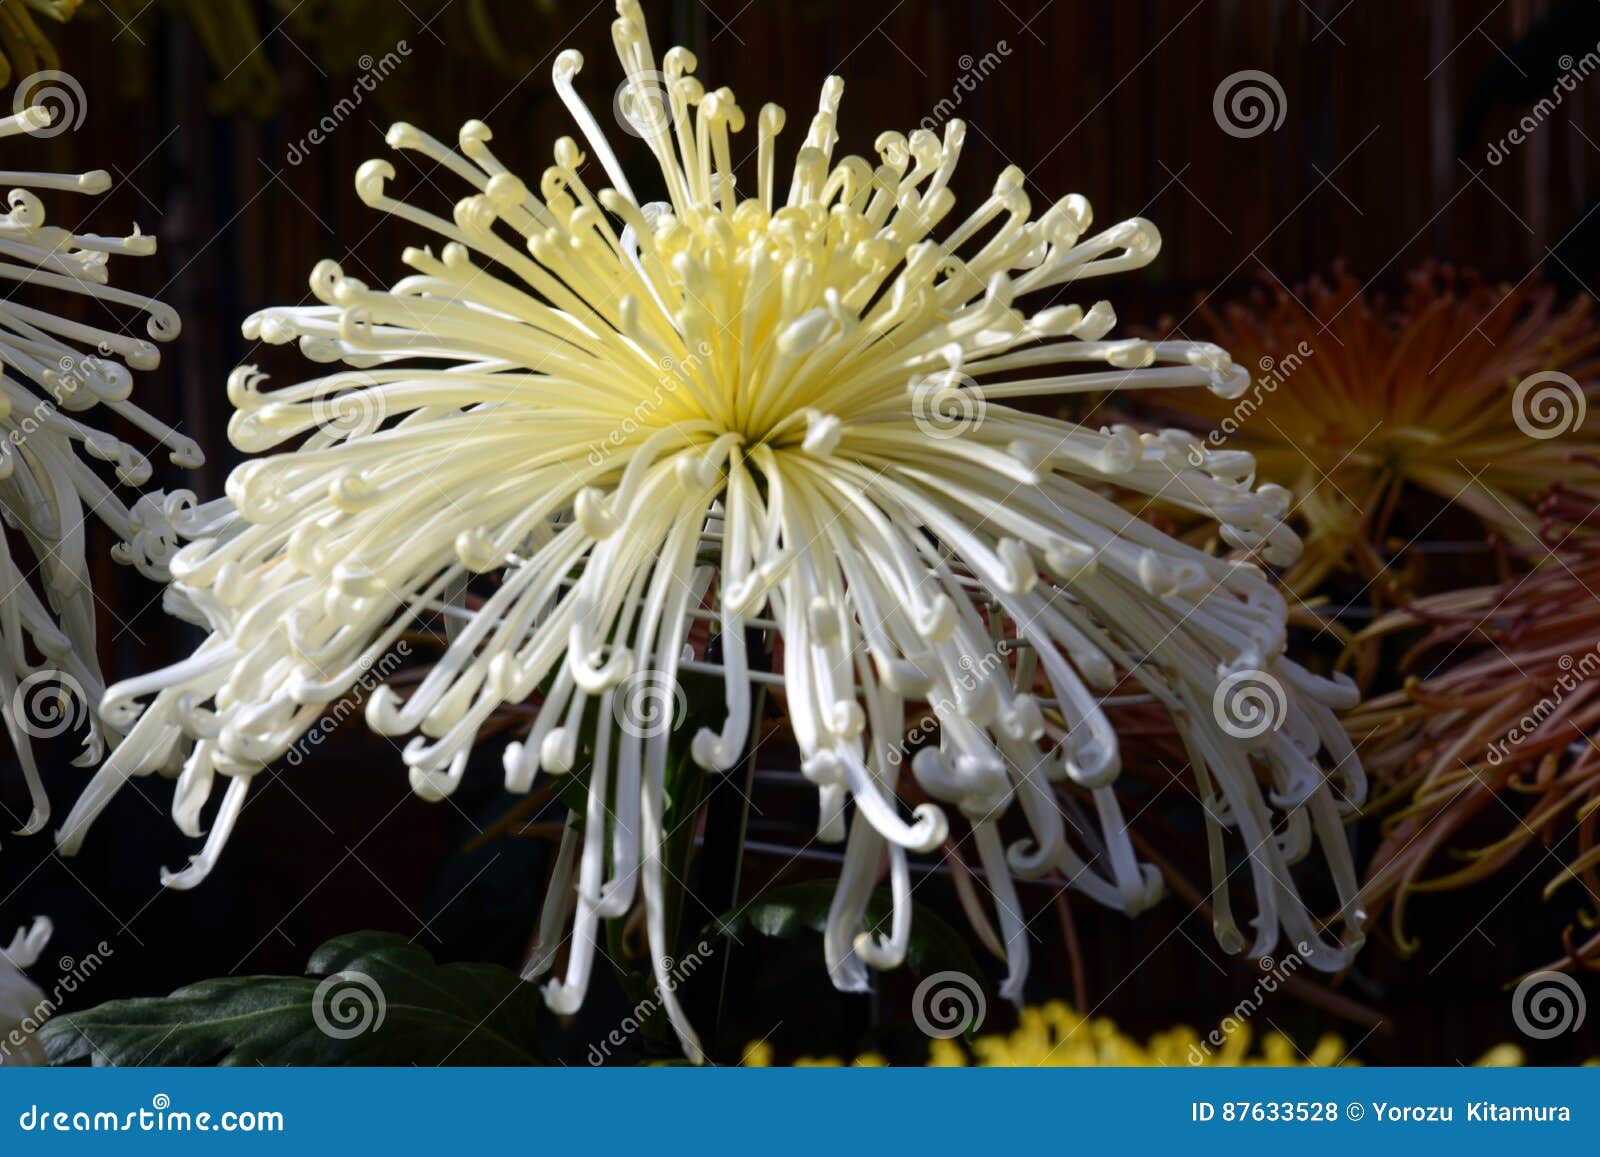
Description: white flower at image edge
xmin=58 ymin=0 xmax=1368 ymax=1061
xmin=0 ymin=917 xmax=51 ymax=1066
xmin=0 ymin=105 xmax=200 ymax=850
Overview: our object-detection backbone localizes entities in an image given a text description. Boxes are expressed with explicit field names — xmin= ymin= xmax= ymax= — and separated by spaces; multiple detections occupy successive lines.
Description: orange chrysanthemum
xmin=1148 ymin=266 xmax=1600 ymax=594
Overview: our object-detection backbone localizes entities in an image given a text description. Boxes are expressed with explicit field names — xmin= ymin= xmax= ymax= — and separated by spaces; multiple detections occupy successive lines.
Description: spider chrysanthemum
xmin=1146 ymin=266 xmax=1600 ymax=594
xmin=1353 ymin=490 xmax=1600 ymax=967
xmin=0 ymin=104 xmax=198 ymax=847
xmin=61 ymin=1 xmax=1366 ymax=1059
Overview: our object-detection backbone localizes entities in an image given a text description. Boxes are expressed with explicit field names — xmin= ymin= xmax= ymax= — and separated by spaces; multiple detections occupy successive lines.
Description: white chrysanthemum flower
xmin=0 ymin=916 xmax=51 ymax=1066
xmin=61 ymin=1 xmax=1366 ymax=1059
xmin=0 ymin=105 xmax=199 ymax=848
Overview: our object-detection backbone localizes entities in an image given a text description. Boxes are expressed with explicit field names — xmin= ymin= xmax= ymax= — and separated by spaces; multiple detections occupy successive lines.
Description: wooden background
xmin=3 ymin=0 xmax=1599 ymax=1065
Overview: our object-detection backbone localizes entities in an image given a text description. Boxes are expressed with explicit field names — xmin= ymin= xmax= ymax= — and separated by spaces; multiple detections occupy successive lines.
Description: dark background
xmin=3 ymin=0 xmax=1599 ymax=1065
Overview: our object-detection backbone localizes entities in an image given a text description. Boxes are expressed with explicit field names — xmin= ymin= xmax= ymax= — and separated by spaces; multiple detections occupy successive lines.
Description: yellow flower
xmin=744 ymin=1000 xmax=1558 ymax=1067
xmin=744 ymin=1000 xmax=1357 ymax=1067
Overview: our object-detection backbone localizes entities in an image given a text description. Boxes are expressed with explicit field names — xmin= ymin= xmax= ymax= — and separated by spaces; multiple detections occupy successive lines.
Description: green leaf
xmin=708 ymin=880 xmax=987 ymax=982
xmin=43 ymin=932 xmax=546 ymax=1067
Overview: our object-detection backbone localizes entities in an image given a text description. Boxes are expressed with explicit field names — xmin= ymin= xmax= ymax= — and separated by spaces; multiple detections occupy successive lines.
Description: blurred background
xmin=4 ymin=0 xmax=1600 ymax=1065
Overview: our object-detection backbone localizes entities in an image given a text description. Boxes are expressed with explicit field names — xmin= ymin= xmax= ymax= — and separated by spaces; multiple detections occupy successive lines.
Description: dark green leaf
xmin=43 ymin=932 xmax=545 ymax=1067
